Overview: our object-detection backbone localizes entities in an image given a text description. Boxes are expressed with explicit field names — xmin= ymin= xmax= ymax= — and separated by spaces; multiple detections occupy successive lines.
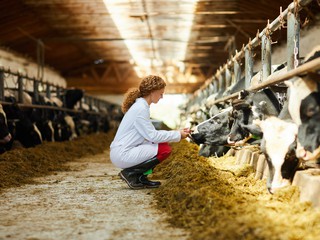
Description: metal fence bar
xmin=46 ymin=84 xmax=51 ymax=99
xmin=0 ymin=72 xmax=4 ymax=101
xmin=261 ymin=34 xmax=272 ymax=82
xmin=225 ymin=67 xmax=232 ymax=88
xmin=18 ymin=76 xmax=24 ymax=103
xmin=245 ymin=46 xmax=254 ymax=88
xmin=33 ymin=80 xmax=39 ymax=102
xmin=0 ymin=67 xmax=115 ymax=110
xmin=0 ymin=101 xmax=106 ymax=116
xmin=188 ymin=0 xmax=313 ymax=112
xmin=287 ymin=9 xmax=300 ymax=70
xmin=206 ymin=57 xmax=320 ymax=106
xmin=234 ymin=59 xmax=241 ymax=83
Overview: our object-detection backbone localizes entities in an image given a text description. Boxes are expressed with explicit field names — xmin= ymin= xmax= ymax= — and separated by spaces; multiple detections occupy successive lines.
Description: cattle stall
xmin=182 ymin=0 xmax=320 ymax=207
xmin=0 ymin=67 xmax=123 ymax=153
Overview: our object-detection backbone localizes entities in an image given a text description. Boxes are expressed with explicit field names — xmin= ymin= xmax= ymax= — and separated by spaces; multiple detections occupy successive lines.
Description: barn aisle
xmin=0 ymin=151 xmax=188 ymax=240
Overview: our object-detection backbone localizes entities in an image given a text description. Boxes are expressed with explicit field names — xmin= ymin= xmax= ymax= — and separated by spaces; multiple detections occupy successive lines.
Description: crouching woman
xmin=110 ymin=75 xmax=190 ymax=189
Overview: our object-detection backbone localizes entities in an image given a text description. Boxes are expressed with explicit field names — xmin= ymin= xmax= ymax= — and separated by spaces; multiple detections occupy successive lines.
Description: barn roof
xmin=0 ymin=0 xmax=318 ymax=95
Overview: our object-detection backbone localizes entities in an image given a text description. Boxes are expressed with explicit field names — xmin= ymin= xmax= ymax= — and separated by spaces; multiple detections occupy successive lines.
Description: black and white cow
xmin=49 ymin=96 xmax=78 ymax=141
xmin=23 ymin=92 xmax=56 ymax=142
xmin=3 ymin=102 xmax=43 ymax=149
xmin=227 ymin=88 xmax=282 ymax=146
xmin=285 ymin=46 xmax=320 ymax=161
xmin=296 ymin=91 xmax=320 ymax=160
xmin=3 ymin=90 xmax=43 ymax=149
xmin=254 ymin=117 xmax=299 ymax=193
xmin=0 ymin=104 xmax=12 ymax=153
xmin=190 ymin=107 xmax=233 ymax=157
xmin=251 ymin=46 xmax=320 ymax=193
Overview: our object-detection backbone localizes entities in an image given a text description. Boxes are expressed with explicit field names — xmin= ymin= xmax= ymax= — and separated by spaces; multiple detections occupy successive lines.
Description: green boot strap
xmin=143 ymin=169 xmax=153 ymax=175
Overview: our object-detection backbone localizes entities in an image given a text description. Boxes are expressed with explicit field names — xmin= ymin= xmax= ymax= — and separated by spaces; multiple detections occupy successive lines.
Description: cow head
xmin=254 ymin=117 xmax=299 ymax=194
xmin=0 ymin=104 xmax=11 ymax=144
xmin=53 ymin=113 xmax=76 ymax=141
xmin=3 ymin=102 xmax=42 ymax=148
xmin=296 ymin=92 xmax=320 ymax=160
xmin=227 ymin=99 xmax=255 ymax=145
xmin=64 ymin=89 xmax=84 ymax=109
xmin=227 ymin=89 xmax=280 ymax=146
xmin=190 ymin=107 xmax=233 ymax=145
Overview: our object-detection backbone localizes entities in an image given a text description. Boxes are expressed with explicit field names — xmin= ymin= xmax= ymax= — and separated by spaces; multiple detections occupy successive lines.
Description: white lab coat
xmin=110 ymin=98 xmax=181 ymax=169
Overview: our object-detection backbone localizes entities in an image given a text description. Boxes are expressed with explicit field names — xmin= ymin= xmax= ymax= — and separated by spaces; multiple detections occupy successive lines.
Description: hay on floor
xmin=152 ymin=140 xmax=320 ymax=240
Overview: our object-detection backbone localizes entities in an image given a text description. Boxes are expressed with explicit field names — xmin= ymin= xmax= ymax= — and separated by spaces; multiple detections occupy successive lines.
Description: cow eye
xmin=233 ymin=111 xmax=238 ymax=117
xmin=307 ymin=127 xmax=313 ymax=135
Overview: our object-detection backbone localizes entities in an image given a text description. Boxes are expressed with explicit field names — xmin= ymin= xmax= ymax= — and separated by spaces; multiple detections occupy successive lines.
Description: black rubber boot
xmin=127 ymin=157 xmax=160 ymax=172
xmin=121 ymin=157 xmax=161 ymax=189
xmin=119 ymin=170 xmax=144 ymax=190
xmin=138 ymin=174 xmax=161 ymax=188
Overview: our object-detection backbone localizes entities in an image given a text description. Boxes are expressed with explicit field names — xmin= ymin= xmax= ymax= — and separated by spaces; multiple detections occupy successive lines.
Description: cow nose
xmin=296 ymin=147 xmax=307 ymax=159
xmin=227 ymin=136 xmax=235 ymax=145
xmin=0 ymin=133 xmax=11 ymax=144
xmin=6 ymin=133 xmax=12 ymax=142
xmin=192 ymin=126 xmax=199 ymax=134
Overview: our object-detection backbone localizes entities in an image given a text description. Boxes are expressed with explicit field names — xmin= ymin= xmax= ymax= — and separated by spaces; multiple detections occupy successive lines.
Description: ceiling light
xmin=103 ymin=0 xmax=198 ymax=79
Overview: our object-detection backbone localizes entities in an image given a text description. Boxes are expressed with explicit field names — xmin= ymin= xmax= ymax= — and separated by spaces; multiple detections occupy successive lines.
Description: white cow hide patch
xmin=254 ymin=117 xmax=298 ymax=190
xmin=285 ymin=74 xmax=319 ymax=125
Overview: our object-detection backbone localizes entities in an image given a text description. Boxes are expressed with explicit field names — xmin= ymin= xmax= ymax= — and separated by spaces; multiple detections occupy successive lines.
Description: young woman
xmin=110 ymin=75 xmax=190 ymax=189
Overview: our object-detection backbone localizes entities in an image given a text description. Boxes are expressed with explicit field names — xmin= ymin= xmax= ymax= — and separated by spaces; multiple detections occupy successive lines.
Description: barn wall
xmin=96 ymin=94 xmax=124 ymax=106
xmin=0 ymin=48 xmax=66 ymax=88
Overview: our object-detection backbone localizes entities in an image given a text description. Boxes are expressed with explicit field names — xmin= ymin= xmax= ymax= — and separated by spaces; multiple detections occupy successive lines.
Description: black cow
xmin=63 ymin=88 xmax=84 ymax=109
xmin=191 ymin=107 xmax=233 ymax=146
xmin=296 ymin=92 xmax=320 ymax=160
xmin=3 ymin=101 xmax=42 ymax=149
xmin=0 ymin=104 xmax=12 ymax=153
xmin=227 ymin=88 xmax=281 ymax=146
xmin=190 ymin=107 xmax=233 ymax=157
xmin=198 ymin=144 xmax=230 ymax=158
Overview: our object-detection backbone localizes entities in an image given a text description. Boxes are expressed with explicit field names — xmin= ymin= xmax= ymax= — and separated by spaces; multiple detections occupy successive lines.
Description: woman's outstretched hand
xmin=180 ymin=128 xmax=193 ymax=139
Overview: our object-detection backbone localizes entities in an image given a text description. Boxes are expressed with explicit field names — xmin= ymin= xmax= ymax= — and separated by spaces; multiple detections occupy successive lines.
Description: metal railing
xmin=185 ymin=0 xmax=317 ymax=113
xmin=0 ymin=67 xmax=117 ymax=115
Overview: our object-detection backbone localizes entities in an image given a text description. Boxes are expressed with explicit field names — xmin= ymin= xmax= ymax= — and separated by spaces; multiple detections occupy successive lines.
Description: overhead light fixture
xmin=103 ymin=0 xmax=198 ymax=79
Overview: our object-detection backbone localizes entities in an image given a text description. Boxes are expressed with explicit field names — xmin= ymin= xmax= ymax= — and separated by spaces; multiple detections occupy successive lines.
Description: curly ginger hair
xmin=121 ymin=75 xmax=166 ymax=113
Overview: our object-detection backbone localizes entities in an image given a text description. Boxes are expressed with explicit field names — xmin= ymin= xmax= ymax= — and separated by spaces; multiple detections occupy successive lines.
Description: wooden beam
xmin=226 ymin=20 xmax=251 ymax=39
xmin=101 ymin=65 xmax=113 ymax=82
xmin=112 ymin=63 xmax=122 ymax=83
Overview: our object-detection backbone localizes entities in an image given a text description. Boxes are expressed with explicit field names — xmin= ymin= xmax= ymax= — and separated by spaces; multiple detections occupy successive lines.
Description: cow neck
xmin=262 ymin=88 xmax=281 ymax=113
